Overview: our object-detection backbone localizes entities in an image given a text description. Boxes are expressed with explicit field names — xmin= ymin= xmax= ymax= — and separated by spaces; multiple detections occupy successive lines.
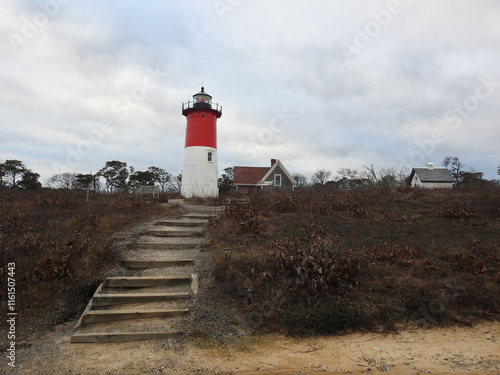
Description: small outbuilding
xmin=234 ymin=159 xmax=296 ymax=192
xmin=409 ymin=163 xmax=455 ymax=188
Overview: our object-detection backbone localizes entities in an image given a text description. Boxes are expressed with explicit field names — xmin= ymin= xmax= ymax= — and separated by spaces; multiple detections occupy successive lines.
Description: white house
xmin=409 ymin=163 xmax=455 ymax=188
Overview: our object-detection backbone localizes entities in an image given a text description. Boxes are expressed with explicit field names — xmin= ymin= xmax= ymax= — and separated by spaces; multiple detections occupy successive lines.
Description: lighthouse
xmin=181 ymin=87 xmax=222 ymax=198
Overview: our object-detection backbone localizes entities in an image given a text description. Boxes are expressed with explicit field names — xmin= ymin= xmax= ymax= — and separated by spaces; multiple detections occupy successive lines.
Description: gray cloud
xmin=1 ymin=0 xmax=499 ymax=183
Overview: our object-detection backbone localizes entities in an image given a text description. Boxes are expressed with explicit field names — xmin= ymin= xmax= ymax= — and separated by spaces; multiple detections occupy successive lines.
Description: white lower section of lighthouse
xmin=181 ymin=146 xmax=218 ymax=198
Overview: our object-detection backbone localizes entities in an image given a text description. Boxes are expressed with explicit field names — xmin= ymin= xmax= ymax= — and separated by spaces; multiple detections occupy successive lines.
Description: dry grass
xmin=0 ymin=189 xmax=174 ymax=336
xmin=209 ymin=187 xmax=500 ymax=335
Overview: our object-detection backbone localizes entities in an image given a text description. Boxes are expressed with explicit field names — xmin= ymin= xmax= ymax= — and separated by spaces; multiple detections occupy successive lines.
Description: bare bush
xmin=209 ymin=186 xmax=500 ymax=334
xmin=0 ymin=189 xmax=171 ymax=337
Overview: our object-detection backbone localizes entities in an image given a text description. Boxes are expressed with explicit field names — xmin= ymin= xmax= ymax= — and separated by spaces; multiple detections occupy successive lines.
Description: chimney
xmin=271 ymin=159 xmax=276 ymax=166
xmin=427 ymin=162 xmax=434 ymax=170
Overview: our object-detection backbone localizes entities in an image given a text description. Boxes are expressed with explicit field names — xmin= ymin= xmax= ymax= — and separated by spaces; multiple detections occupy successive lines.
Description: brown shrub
xmin=436 ymin=199 xmax=476 ymax=219
xmin=452 ymin=240 xmax=500 ymax=274
xmin=0 ymin=189 xmax=171 ymax=337
xmin=308 ymin=192 xmax=368 ymax=218
xmin=269 ymin=224 xmax=361 ymax=296
xmin=209 ymin=187 xmax=500 ymax=335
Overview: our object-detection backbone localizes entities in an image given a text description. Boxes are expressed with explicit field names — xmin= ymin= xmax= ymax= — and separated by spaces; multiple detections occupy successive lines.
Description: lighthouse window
xmin=207 ymin=152 xmax=213 ymax=162
xmin=194 ymin=94 xmax=211 ymax=104
xmin=274 ymin=174 xmax=281 ymax=186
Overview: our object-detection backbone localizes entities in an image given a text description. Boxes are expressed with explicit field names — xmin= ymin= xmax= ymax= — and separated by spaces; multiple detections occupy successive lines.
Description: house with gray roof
xmin=409 ymin=163 xmax=455 ymax=188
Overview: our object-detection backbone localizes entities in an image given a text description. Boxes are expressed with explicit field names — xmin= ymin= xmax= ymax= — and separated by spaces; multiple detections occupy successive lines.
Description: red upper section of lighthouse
xmin=184 ymin=111 xmax=218 ymax=148
xmin=182 ymin=87 xmax=222 ymax=149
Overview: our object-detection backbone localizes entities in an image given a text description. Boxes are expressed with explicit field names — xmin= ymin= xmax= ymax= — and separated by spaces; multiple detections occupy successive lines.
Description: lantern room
xmin=182 ymin=87 xmax=222 ymax=116
xmin=193 ymin=87 xmax=212 ymax=108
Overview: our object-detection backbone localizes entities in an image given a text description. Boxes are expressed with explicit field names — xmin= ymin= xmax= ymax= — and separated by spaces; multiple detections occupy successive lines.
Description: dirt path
xmin=10 ymin=320 xmax=500 ymax=374
xmin=7 ymin=200 xmax=500 ymax=374
xmin=196 ymin=322 xmax=500 ymax=374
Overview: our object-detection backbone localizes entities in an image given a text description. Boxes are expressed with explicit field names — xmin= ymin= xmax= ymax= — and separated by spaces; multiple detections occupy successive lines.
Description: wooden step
xmin=182 ymin=213 xmax=212 ymax=219
xmin=92 ymin=292 xmax=190 ymax=306
xmin=157 ymin=220 xmax=207 ymax=227
xmin=104 ymin=276 xmax=191 ymax=288
xmin=81 ymin=308 xmax=189 ymax=324
xmin=146 ymin=229 xmax=201 ymax=237
xmin=71 ymin=331 xmax=183 ymax=343
xmin=193 ymin=205 xmax=226 ymax=212
xmin=135 ymin=241 xmax=198 ymax=250
xmin=122 ymin=259 xmax=194 ymax=269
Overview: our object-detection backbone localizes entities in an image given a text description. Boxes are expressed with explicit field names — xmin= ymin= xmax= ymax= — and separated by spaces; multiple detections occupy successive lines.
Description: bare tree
xmin=336 ymin=168 xmax=370 ymax=189
xmin=360 ymin=165 xmax=408 ymax=188
xmin=47 ymin=173 xmax=77 ymax=189
xmin=378 ymin=167 xmax=399 ymax=188
xmin=311 ymin=169 xmax=331 ymax=185
xmin=396 ymin=166 xmax=411 ymax=183
xmin=337 ymin=168 xmax=359 ymax=180
xmin=442 ymin=156 xmax=465 ymax=183
xmin=168 ymin=173 xmax=182 ymax=193
xmin=292 ymin=173 xmax=309 ymax=188
xmin=362 ymin=164 xmax=378 ymax=183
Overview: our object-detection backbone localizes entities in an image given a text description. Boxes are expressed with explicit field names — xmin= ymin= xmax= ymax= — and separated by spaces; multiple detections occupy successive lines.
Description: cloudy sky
xmin=1 ymin=0 xmax=499 ymax=184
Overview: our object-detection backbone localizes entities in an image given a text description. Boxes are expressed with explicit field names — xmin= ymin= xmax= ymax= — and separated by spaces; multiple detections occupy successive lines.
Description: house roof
xmin=234 ymin=159 xmax=296 ymax=186
xmin=234 ymin=166 xmax=270 ymax=185
xmin=411 ymin=167 xmax=455 ymax=183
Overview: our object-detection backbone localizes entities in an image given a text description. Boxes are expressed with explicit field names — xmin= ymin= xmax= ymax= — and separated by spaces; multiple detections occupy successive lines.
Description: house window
xmin=274 ymin=174 xmax=281 ymax=186
xmin=207 ymin=152 xmax=212 ymax=162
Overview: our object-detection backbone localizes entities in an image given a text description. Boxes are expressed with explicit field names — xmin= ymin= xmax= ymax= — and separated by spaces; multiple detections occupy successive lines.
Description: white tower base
xmin=181 ymin=146 xmax=218 ymax=198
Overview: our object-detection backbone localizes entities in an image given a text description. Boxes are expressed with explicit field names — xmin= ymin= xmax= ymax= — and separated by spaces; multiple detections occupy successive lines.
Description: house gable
xmin=233 ymin=159 xmax=296 ymax=191
xmin=260 ymin=160 xmax=296 ymax=190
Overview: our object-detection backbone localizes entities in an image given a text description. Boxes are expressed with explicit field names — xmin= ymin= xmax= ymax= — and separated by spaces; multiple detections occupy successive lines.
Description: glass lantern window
xmin=194 ymin=94 xmax=211 ymax=104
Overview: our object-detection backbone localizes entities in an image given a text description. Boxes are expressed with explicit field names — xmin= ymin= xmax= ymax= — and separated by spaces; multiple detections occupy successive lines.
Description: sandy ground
xmin=203 ymin=322 xmax=500 ymax=374
xmin=6 ymin=320 xmax=500 ymax=374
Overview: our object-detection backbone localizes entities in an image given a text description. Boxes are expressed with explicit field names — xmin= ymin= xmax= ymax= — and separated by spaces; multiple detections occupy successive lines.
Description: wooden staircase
xmin=70 ymin=204 xmax=225 ymax=343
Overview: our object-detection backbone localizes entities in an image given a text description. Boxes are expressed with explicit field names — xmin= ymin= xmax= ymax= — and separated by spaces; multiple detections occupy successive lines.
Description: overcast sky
xmin=2 ymin=0 xmax=499 ymax=184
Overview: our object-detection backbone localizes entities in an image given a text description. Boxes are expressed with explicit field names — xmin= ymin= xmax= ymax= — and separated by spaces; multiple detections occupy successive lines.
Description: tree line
xmin=292 ymin=156 xmax=499 ymax=190
xmin=0 ymin=159 xmax=181 ymax=193
xmin=48 ymin=161 xmax=182 ymax=193
xmin=0 ymin=160 xmax=42 ymax=189
xmin=2 ymin=157 xmax=498 ymax=192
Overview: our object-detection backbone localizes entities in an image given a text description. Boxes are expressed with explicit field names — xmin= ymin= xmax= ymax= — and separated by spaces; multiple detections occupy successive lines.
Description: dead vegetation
xmin=0 ymin=189 xmax=174 ymax=339
xmin=210 ymin=187 xmax=500 ymax=335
